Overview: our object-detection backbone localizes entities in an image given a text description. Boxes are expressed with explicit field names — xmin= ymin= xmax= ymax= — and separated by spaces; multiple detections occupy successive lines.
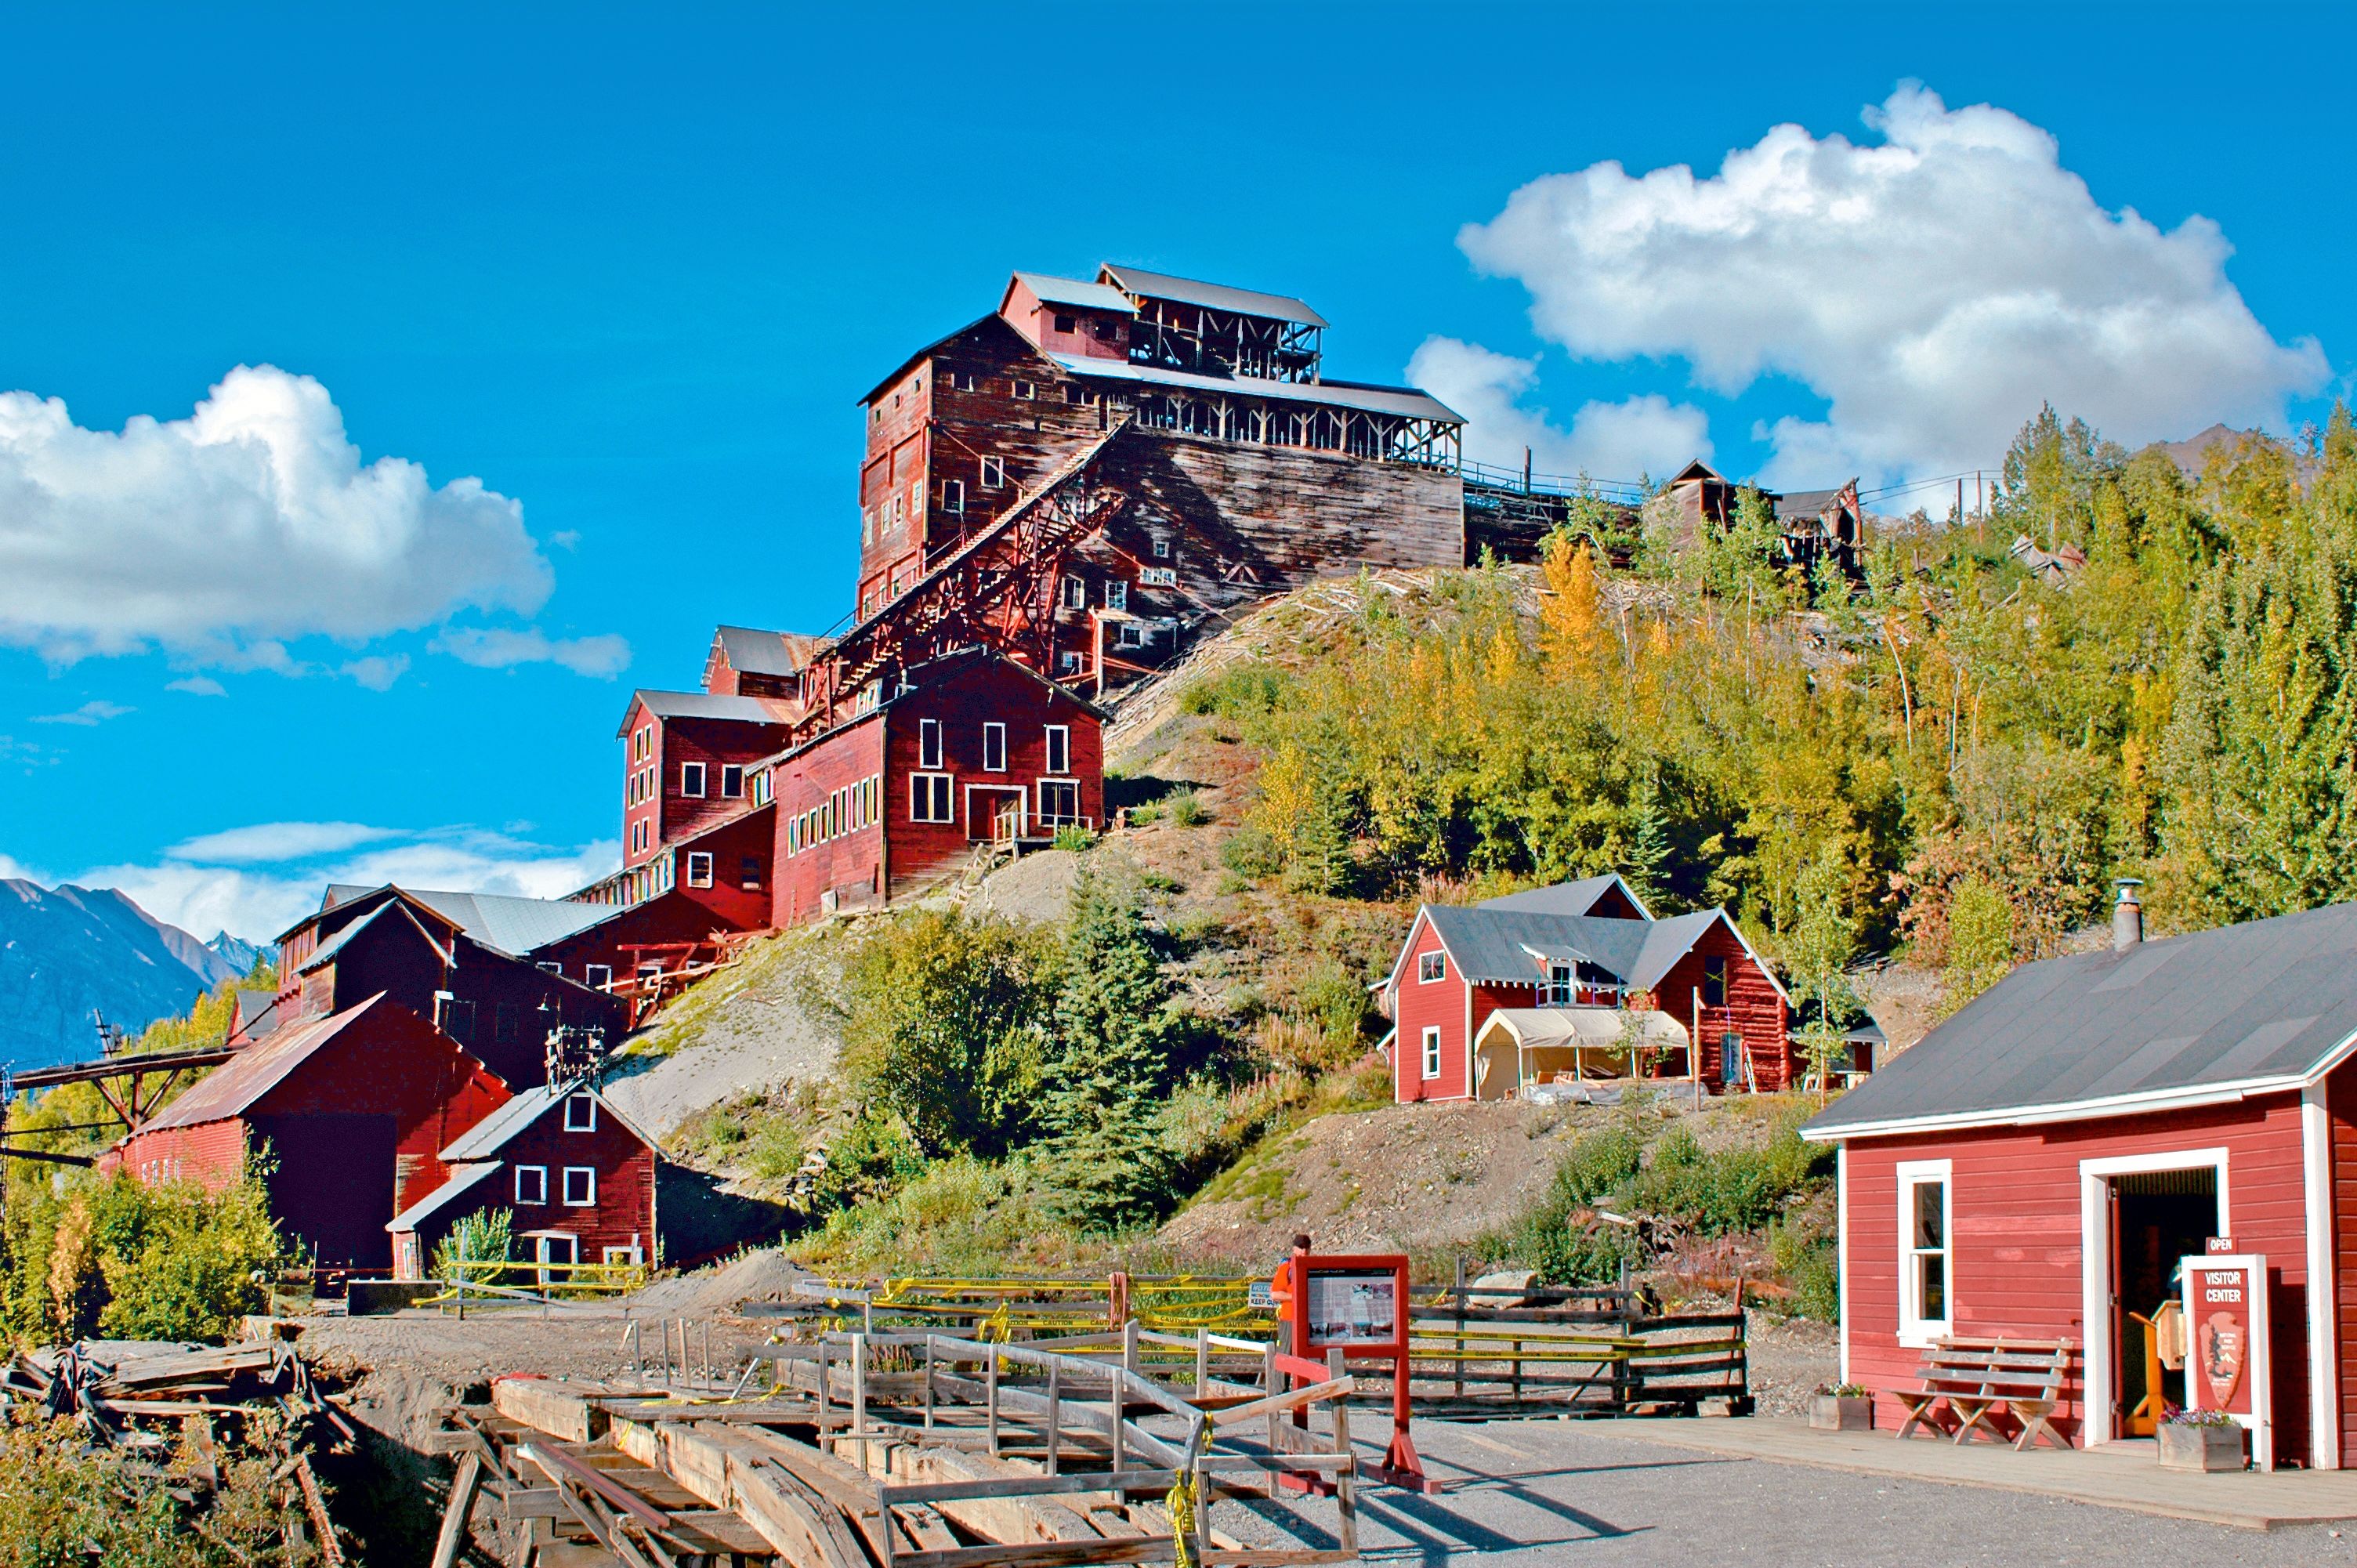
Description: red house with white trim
xmin=387 ymin=1077 xmax=661 ymax=1280
xmin=1803 ymin=887 xmax=2357 ymax=1469
xmin=1379 ymin=875 xmax=1796 ymax=1103
xmin=107 ymin=994 xmax=513 ymax=1272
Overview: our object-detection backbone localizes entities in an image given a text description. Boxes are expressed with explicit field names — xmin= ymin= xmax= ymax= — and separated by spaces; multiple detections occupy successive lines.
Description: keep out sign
xmin=2180 ymin=1253 xmax=2272 ymax=1470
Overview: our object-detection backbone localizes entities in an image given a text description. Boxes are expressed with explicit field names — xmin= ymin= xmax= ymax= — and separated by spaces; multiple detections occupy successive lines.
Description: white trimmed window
xmin=1418 ymin=951 xmax=1445 ymax=983
xmin=1104 ymin=580 xmax=1128 ymax=611
xmin=721 ymin=764 xmax=744 ymax=798
xmin=686 ymin=851 xmax=714 ymax=888
xmin=1897 ymin=1160 xmax=1953 ymax=1345
xmin=1421 ymin=1027 xmax=1442 ymax=1080
xmin=1061 ymin=575 xmax=1086 ymax=609
xmin=516 ymin=1165 xmax=549 ymax=1205
xmin=1012 ymin=379 xmax=1035 ymax=400
xmin=983 ymin=722 xmax=1007 ymax=773
xmin=1547 ymin=962 xmax=1574 ymax=1006
xmin=1044 ymin=725 xmax=1070 ymax=776
xmin=563 ymin=1167 xmax=597 ymax=1207
xmin=1038 ymin=779 xmax=1080 ymax=825
xmin=680 ymin=762 xmax=707 ymax=798
xmin=943 ymin=479 xmax=965 ymax=513
xmin=911 ymin=773 xmax=954 ymax=823
xmin=919 ymin=717 xmax=943 ymax=769
xmin=979 ymin=456 xmax=1005 ymax=489
xmin=564 ymin=1093 xmax=598 ymax=1132
xmin=584 ymin=964 xmax=613 ymax=988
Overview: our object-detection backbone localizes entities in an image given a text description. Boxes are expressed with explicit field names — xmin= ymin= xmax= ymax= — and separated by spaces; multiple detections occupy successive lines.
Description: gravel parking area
xmin=1218 ymin=1418 xmax=2357 ymax=1565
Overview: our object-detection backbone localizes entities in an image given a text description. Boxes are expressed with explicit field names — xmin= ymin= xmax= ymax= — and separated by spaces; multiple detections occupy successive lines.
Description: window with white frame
xmin=1152 ymin=536 xmax=1170 ymax=559
xmin=516 ymin=1165 xmax=549 ymax=1204
xmin=1044 ymin=725 xmax=1070 ymax=776
xmin=919 ymin=717 xmax=943 ymax=769
xmin=1012 ymin=379 xmax=1035 ymax=400
xmin=680 ymin=761 xmax=707 ymax=798
xmin=603 ymin=1244 xmax=643 ymax=1266
xmin=1418 ymin=951 xmax=1445 ymax=983
xmin=982 ymin=722 xmax=1006 ymax=773
xmin=1058 ymin=650 xmax=1081 ymax=674
xmin=1038 ymin=779 xmax=1080 ymax=825
xmin=979 ymin=456 xmax=1005 ymax=489
xmin=1896 ymin=1161 xmax=1953 ymax=1345
xmin=1060 ymin=575 xmax=1086 ymax=610
xmin=911 ymin=773 xmax=954 ymax=823
xmin=721 ymin=764 xmax=744 ymax=798
xmin=942 ymin=479 xmax=965 ymax=513
xmin=686 ymin=851 xmax=714 ymax=888
xmin=1104 ymin=580 xmax=1128 ymax=611
xmin=585 ymin=964 xmax=613 ymax=988
xmin=1116 ymin=623 xmax=1144 ymax=649
xmin=563 ymin=1093 xmax=598 ymax=1132
xmin=1546 ymin=962 xmax=1574 ymax=1005
xmin=1421 ymin=1027 xmax=1442 ymax=1080
xmin=563 ymin=1167 xmax=596 ymax=1206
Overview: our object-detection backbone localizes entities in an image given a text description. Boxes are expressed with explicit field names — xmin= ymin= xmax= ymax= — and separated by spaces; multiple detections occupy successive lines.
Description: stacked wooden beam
xmin=429 ymin=1329 xmax=1362 ymax=1568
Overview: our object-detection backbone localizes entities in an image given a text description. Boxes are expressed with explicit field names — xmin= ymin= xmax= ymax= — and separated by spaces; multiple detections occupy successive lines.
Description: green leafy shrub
xmin=1480 ymin=1124 xmax=1646 ymax=1285
xmin=433 ymin=1207 xmax=512 ymax=1282
xmin=1051 ymin=823 xmax=1098 ymax=852
xmin=1627 ymin=1121 xmax=1830 ymax=1236
xmin=4 ymin=1164 xmax=284 ymax=1345
xmin=1220 ymin=826 xmax=1283 ymax=879
xmin=1164 ymin=788 xmax=1209 ymax=827
xmin=1179 ymin=663 xmax=1291 ymax=719
xmin=0 ymin=1410 xmax=320 ymax=1567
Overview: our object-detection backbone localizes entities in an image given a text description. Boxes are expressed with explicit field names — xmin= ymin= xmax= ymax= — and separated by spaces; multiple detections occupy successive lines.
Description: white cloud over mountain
xmin=1409 ymin=338 xmax=1711 ymax=480
xmin=1451 ymin=83 xmax=2329 ymax=486
xmin=0 ymin=364 xmax=617 ymax=674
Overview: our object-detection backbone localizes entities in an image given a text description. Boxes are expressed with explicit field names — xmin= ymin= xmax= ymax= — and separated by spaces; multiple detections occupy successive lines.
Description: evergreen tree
xmin=1620 ymin=769 xmax=1671 ymax=911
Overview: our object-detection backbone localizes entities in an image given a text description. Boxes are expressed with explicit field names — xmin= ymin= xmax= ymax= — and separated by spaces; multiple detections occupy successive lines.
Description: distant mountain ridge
xmin=0 ymin=879 xmax=251 ymax=1071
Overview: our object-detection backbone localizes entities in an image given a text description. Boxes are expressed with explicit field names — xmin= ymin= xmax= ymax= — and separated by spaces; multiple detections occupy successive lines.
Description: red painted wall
xmin=110 ymin=1119 xmax=249 ymax=1190
xmin=769 ymin=712 xmax=889 ymax=928
xmin=1838 ymin=1093 xmax=2313 ymax=1465
xmin=1393 ymin=915 xmax=1468 ymax=1103
xmin=2330 ymin=1069 xmax=2357 ymax=1461
xmin=414 ymin=1099 xmax=658 ymax=1267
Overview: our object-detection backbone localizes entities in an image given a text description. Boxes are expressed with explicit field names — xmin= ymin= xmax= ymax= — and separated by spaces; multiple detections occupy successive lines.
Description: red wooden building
xmin=274 ymin=885 xmax=628 ymax=1085
xmin=386 ymin=1077 xmax=661 ymax=1280
xmin=106 ymin=994 xmax=512 ymax=1273
xmin=1380 ymin=875 xmax=1798 ymax=1103
xmin=617 ymin=686 xmax=797 ymax=872
xmin=756 ymin=646 xmax=1105 ymax=925
xmin=1803 ymin=888 xmax=2357 ymax=1469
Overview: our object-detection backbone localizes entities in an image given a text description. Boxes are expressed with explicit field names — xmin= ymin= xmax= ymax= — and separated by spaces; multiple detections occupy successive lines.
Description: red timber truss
xmin=795 ymin=419 xmax=1132 ymax=741
xmin=1 ymin=1045 xmax=243 ymax=1162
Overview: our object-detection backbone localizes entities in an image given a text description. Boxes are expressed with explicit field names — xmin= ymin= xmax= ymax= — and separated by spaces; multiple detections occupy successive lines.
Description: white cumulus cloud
xmin=1456 ymin=82 xmax=2330 ymax=485
xmin=167 ymin=820 xmax=402 ymax=864
xmin=166 ymin=675 xmax=227 ymax=697
xmin=0 ymin=364 xmax=556 ymax=661
xmin=31 ymin=700 xmax=133 ymax=726
xmin=434 ymin=627 xmax=632 ymax=679
xmin=1410 ymin=337 xmax=1711 ymax=480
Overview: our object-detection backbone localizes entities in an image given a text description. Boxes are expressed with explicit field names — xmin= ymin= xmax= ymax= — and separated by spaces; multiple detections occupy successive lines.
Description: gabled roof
xmin=1774 ymin=484 xmax=1859 ymax=520
xmin=233 ymin=990 xmax=281 ymax=1041
xmin=1804 ymin=901 xmax=2357 ymax=1141
xmin=712 ymin=626 xmax=826 ymax=678
xmin=1007 ymin=272 xmax=1135 ymax=316
xmin=438 ymin=1080 xmax=658 ymax=1163
xmin=386 ymin=1161 xmax=501 ymax=1234
xmin=618 ymin=688 xmax=798 ymax=737
xmin=1477 ymin=873 xmax=1653 ymax=922
xmin=315 ymin=885 xmax=613 ymax=958
xmin=1669 ymin=459 xmax=1725 ymax=485
xmin=1045 ymin=354 xmax=1461 ymax=425
xmin=299 ymin=898 xmax=456 ymax=975
xmin=1099 ymin=264 xmax=1327 ymax=329
xmin=136 ymin=994 xmax=391 ymax=1133
xmin=1389 ymin=886 xmax=1790 ymax=1005
xmin=856 ymin=313 xmax=1038 ymax=407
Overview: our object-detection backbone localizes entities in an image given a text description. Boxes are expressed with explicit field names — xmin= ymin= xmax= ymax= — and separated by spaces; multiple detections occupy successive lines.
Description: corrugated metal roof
xmin=137 ymin=999 xmax=384 ymax=1132
xmin=300 ymin=900 xmax=457 ymax=975
xmin=1099 ymin=265 xmax=1327 ymax=329
xmin=386 ymin=1161 xmax=501 ymax=1233
xmin=315 ymin=885 xmax=612 ymax=958
xmin=1478 ymin=874 xmax=1649 ymax=921
xmin=714 ymin=626 xmax=825 ymax=678
xmin=618 ymin=688 xmax=798 ymax=736
xmin=437 ymin=1080 xmax=658 ymax=1161
xmin=1804 ymin=901 xmax=2357 ymax=1137
xmin=1012 ymin=272 xmax=1135 ymax=315
xmin=1775 ymin=487 xmax=1855 ymax=520
xmin=1424 ymin=907 xmax=1652 ymax=987
xmin=1046 ymin=355 xmax=1461 ymax=425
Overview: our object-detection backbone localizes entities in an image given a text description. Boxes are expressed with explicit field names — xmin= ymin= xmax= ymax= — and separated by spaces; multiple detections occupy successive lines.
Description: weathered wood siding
xmin=768 ymin=711 xmax=888 ymax=929
xmin=429 ymin=1101 xmax=658 ymax=1267
xmin=1839 ymin=1095 xmax=2312 ymax=1465
xmin=657 ymin=714 xmax=787 ymax=849
xmin=1649 ymin=922 xmax=1790 ymax=1091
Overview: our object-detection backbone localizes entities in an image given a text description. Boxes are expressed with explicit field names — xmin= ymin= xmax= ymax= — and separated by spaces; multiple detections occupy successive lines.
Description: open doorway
xmin=2110 ymin=1168 xmax=2220 ymax=1434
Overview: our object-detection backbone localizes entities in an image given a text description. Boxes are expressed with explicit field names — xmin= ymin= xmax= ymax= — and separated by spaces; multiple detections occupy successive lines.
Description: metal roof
xmin=136 ymin=998 xmax=386 ymax=1132
xmin=1477 ymin=874 xmax=1651 ymax=921
xmin=386 ymin=1161 xmax=501 ymax=1233
xmin=1011 ymin=272 xmax=1135 ymax=315
xmin=713 ymin=626 xmax=825 ymax=678
xmin=300 ymin=900 xmax=457 ymax=974
xmin=1775 ymin=486 xmax=1856 ymax=520
xmin=1803 ymin=901 xmax=2357 ymax=1139
xmin=317 ymin=884 xmax=613 ymax=958
xmin=1045 ymin=355 xmax=1462 ymax=425
xmin=618 ymin=688 xmax=798 ymax=737
xmin=439 ymin=1080 xmax=659 ymax=1162
xmin=1411 ymin=903 xmax=1780 ymax=1003
xmin=1099 ymin=265 xmax=1327 ymax=329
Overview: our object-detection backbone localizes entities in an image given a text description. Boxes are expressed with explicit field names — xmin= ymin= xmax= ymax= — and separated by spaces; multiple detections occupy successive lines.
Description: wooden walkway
xmin=1577 ymin=1417 xmax=2357 ymax=1531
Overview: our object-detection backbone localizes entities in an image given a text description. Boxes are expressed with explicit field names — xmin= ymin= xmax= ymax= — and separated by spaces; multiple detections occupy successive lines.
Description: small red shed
xmin=107 ymin=993 xmax=512 ymax=1272
xmin=1379 ymin=875 xmax=1795 ymax=1103
xmin=1803 ymin=889 xmax=2357 ymax=1470
xmin=386 ymin=1077 xmax=661 ymax=1280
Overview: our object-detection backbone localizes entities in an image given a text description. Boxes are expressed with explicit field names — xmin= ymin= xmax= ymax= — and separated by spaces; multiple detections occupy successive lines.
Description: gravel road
xmin=1221 ymin=1418 xmax=2357 ymax=1566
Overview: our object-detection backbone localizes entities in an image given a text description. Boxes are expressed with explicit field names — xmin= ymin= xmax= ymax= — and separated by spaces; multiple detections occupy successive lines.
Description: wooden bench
xmin=1892 ymin=1337 xmax=2073 ymax=1450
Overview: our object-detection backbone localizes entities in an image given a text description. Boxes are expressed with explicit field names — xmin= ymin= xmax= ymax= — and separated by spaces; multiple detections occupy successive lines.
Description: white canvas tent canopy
xmin=1472 ymin=1007 xmax=1690 ymax=1099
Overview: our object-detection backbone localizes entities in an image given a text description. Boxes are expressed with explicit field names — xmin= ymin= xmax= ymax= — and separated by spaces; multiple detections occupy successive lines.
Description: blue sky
xmin=2 ymin=2 xmax=2349 ymax=941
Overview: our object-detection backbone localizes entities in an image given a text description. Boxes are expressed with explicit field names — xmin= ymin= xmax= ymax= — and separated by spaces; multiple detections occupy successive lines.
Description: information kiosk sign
xmin=2179 ymin=1252 xmax=2269 ymax=1472
xmin=1272 ymin=1237 xmax=1433 ymax=1493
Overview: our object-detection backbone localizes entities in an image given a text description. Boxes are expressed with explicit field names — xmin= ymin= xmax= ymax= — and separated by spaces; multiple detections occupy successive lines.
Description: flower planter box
xmin=2159 ymin=1423 xmax=2247 ymax=1472
xmin=1809 ymin=1394 xmax=1874 ymax=1432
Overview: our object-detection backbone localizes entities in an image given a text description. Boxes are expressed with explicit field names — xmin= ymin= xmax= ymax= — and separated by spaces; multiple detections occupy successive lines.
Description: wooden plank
xmin=429 ymin=1451 xmax=483 ymax=1568
xmin=494 ymin=1378 xmax=606 ymax=1445
xmin=1205 ymin=1378 xmax=1352 ymax=1429
xmin=722 ymin=1453 xmax=860 ymax=1568
xmin=888 ymin=1538 xmax=1178 ymax=1568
